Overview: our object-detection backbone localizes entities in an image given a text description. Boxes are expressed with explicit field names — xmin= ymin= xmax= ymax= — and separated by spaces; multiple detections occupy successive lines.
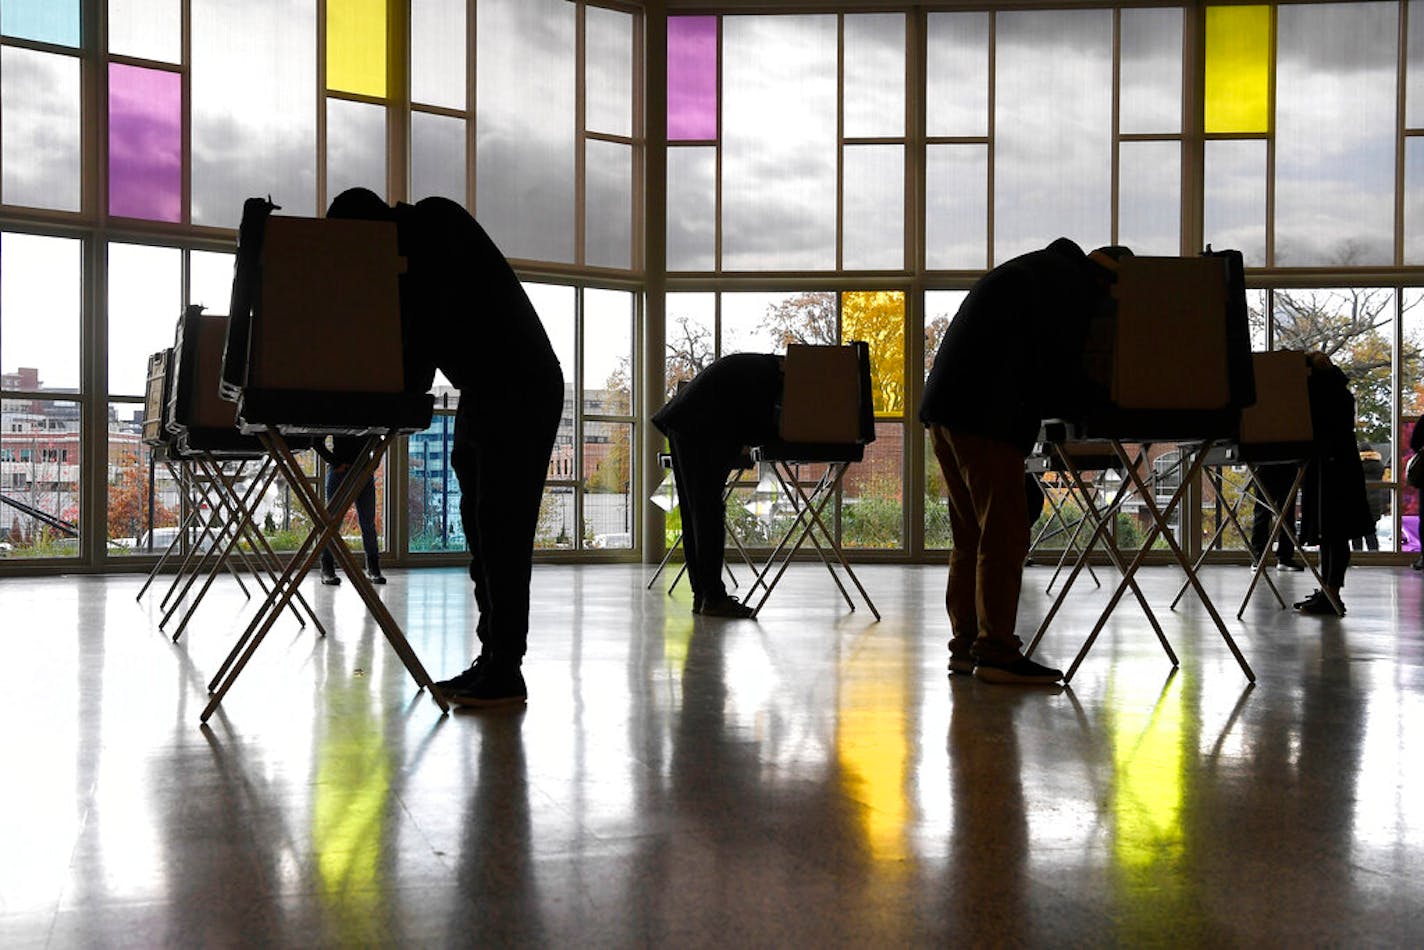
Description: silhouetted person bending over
xmin=653 ymin=353 xmax=784 ymax=619
xmin=920 ymin=238 xmax=1129 ymax=685
xmin=329 ymin=188 xmax=564 ymax=708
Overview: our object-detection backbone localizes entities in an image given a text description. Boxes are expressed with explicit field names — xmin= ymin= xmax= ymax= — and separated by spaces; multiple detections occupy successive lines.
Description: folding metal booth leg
xmin=1108 ymin=441 xmax=1254 ymax=684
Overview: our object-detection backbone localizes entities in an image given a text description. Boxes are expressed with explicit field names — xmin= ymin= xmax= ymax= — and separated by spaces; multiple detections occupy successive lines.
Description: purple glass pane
xmin=109 ymin=63 xmax=181 ymax=223
xmin=668 ymin=16 xmax=717 ymax=141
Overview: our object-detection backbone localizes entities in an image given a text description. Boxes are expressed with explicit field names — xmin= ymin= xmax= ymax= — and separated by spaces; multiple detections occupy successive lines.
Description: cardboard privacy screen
xmin=1112 ymin=256 xmax=1232 ymax=411
xmin=251 ymin=217 xmax=406 ymax=394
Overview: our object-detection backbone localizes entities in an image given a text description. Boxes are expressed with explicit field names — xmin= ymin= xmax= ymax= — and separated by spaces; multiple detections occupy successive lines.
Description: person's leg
xmin=944 ymin=428 xmax=1033 ymax=666
xmin=930 ymin=424 xmax=979 ymax=669
xmin=450 ymin=401 xmax=490 ymax=648
xmin=1365 ymin=529 xmax=1379 ymax=552
xmin=469 ymin=375 xmax=564 ymax=666
xmin=319 ymin=466 xmax=341 ymax=583
xmin=667 ymin=431 xmax=739 ymax=611
xmin=1262 ymin=464 xmax=1300 ymax=564
xmin=354 ymin=477 xmax=383 ymax=579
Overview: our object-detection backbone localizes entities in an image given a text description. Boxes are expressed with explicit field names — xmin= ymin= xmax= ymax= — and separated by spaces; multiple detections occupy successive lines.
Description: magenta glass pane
xmin=108 ymin=63 xmax=181 ymax=223
xmin=668 ymin=16 xmax=717 ymax=141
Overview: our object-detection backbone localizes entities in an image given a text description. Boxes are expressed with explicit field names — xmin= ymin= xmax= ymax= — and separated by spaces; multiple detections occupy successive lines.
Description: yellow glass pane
xmin=327 ymin=0 xmax=387 ymax=98
xmin=841 ymin=290 xmax=905 ymax=417
xmin=1204 ymin=5 xmax=1270 ymax=134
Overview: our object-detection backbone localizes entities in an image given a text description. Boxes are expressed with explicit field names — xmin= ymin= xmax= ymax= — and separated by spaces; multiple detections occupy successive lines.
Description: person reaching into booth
xmin=1293 ymin=352 xmax=1374 ymax=616
xmin=920 ymin=238 xmax=1131 ymax=685
xmin=328 ymin=188 xmax=564 ymax=708
xmin=652 ymin=354 xmax=784 ymax=619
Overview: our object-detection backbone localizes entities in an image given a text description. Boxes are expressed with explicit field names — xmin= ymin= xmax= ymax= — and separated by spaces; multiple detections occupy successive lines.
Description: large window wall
xmin=3 ymin=2 xmax=1424 ymax=568
xmin=0 ymin=0 xmax=642 ymax=565
xmin=664 ymin=2 xmax=1424 ymax=560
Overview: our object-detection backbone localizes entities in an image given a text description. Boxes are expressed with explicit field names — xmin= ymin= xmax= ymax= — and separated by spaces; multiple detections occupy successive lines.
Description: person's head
xmin=1087 ymin=245 xmax=1133 ymax=290
xmin=326 ymin=186 xmax=390 ymax=220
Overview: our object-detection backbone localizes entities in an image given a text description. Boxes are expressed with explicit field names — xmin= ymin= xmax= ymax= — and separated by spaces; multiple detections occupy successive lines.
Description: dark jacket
xmin=652 ymin=353 xmax=783 ymax=447
xmin=1299 ymin=360 xmax=1375 ymax=544
xmin=327 ymin=189 xmax=562 ymax=402
xmin=919 ymin=237 xmax=1108 ymax=454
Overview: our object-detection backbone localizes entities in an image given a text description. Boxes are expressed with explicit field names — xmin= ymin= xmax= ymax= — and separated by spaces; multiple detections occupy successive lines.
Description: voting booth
xmin=748 ymin=342 xmax=879 ymax=619
xmin=1029 ymin=251 xmax=1258 ymax=684
xmin=203 ymin=208 xmax=444 ymax=722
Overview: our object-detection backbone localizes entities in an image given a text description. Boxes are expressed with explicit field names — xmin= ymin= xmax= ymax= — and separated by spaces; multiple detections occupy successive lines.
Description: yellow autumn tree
xmin=841 ymin=290 xmax=906 ymax=417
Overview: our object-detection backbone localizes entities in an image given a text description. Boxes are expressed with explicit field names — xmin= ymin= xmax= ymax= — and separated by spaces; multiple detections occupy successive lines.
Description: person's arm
xmin=312 ymin=436 xmax=338 ymax=466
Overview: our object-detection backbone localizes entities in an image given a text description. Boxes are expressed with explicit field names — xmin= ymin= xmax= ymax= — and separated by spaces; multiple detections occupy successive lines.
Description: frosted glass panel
xmin=994 ymin=9 xmax=1112 ymax=263
xmin=668 ymin=16 xmax=717 ymax=141
xmin=586 ymin=5 xmax=633 ymax=138
xmin=109 ymin=64 xmax=182 ymax=223
xmin=583 ymin=289 xmax=634 ymax=415
xmin=926 ymin=144 xmax=987 ymax=270
xmin=926 ymin=12 xmax=988 ymax=138
xmin=844 ymin=14 xmax=904 ymax=139
xmin=192 ymin=0 xmax=317 ymax=228
xmin=1120 ymin=7 xmax=1182 ymax=135
xmin=476 ymin=0 xmax=575 ymax=264
xmin=1 ymin=48 xmax=81 ymax=212
xmin=188 ymin=250 xmax=235 ymax=314
xmin=411 ymin=0 xmax=465 ymax=109
xmin=585 ymin=140 xmax=632 ymax=270
xmin=1 ymin=233 xmax=82 ymax=392
xmin=1204 ymin=139 xmax=1267 ymax=267
xmin=327 ymin=99 xmax=386 ymax=203
xmin=1275 ymin=2 xmax=1397 ymax=267
xmin=667 ymin=146 xmax=715 ymax=272
xmin=1118 ymin=141 xmax=1181 ymax=256
xmin=327 ymin=0 xmax=386 ymax=97
xmin=722 ymin=15 xmax=837 ymax=271
xmin=1204 ymin=5 xmax=1271 ymax=134
xmin=410 ymin=111 xmax=465 ymax=204
xmin=108 ymin=0 xmax=181 ymax=63
xmin=1406 ymin=139 xmax=1424 ymax=263
xmin=1409 ymin=1 xmax=1424 ymax=127
xmin=108 ymin=243 xmax=181 ymax=397
xmin=842 ymin=145 xmax=903 ymax=271
xmin=0 ymin=0 xmax=79 ymax=46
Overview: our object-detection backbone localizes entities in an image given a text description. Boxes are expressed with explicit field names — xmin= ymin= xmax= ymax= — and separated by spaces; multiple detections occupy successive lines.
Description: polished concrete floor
xmin=2 ymin=558 xmax=1423 ymax=947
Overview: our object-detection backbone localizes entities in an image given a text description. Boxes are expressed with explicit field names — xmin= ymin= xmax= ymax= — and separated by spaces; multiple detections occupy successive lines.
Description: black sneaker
xmin=1413 ymin=555 xmax=1423 ymax=571
xmin=699 ymin=595 xmax=756 ymax=619
xmin=1295 ymin=590 xmax=1344 ymax=616
xmin=1276 ymin=557 xmax=1306 ymax=572
xmin=441 ymin=662 xmax=527 ymax=709
xmin=320 ymin=571 xmax=341 ymax=586
xmin=365 ymin=569 xmax=387 ymax=585
xmin=947 ymin=653 xmax=975 ymax=675
xmin=434 ymin=655 xmax=486 ymax=693
xmin=973 ymin=655 xmax=1064 ymax=685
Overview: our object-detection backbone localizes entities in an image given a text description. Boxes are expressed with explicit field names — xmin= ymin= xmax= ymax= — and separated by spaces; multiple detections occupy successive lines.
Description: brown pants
xmin=929 ymin=425 xmax=1030 ymax=664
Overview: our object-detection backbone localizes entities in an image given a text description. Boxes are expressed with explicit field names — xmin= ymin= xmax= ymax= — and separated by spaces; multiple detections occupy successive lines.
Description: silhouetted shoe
xmin=973 ymin=655 xmax=1063 ymax=685
xmin=1413 ymin=555 xmax=1423 ymax=571
xmin=1294 ymin=590 xmax=1344 ymax=616
xmin=947 ymin=653 xmax=975 ymax=675
xmin=1276 ymin=557 xmax=1306 ymax=572
xmin=365 ymin=569 xmax=387 ymax=585
xmin=699 ymin=595 xmax=756 ymax=619
xmin=320 ymin=570 xmax=341 ymax=586
xmin=441 ymin=661 xmax=526 ymax=709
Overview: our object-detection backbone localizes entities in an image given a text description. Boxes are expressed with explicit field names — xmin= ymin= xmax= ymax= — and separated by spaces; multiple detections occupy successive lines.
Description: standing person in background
xmin=1411 ymin=419 xmax=1424 ymax=570
xmin=315 ymin=435 xmax=384 ymax=586
xmin=1249 ymin=462 xmax=1305 ymax=571
xmin=920 ymin=238 xmax=1131 ymax=685
xmin=1350 ymin=442 xmax=1387 ymax=552
xmin=1294 ymin=352 xmax=1375 ymax=616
